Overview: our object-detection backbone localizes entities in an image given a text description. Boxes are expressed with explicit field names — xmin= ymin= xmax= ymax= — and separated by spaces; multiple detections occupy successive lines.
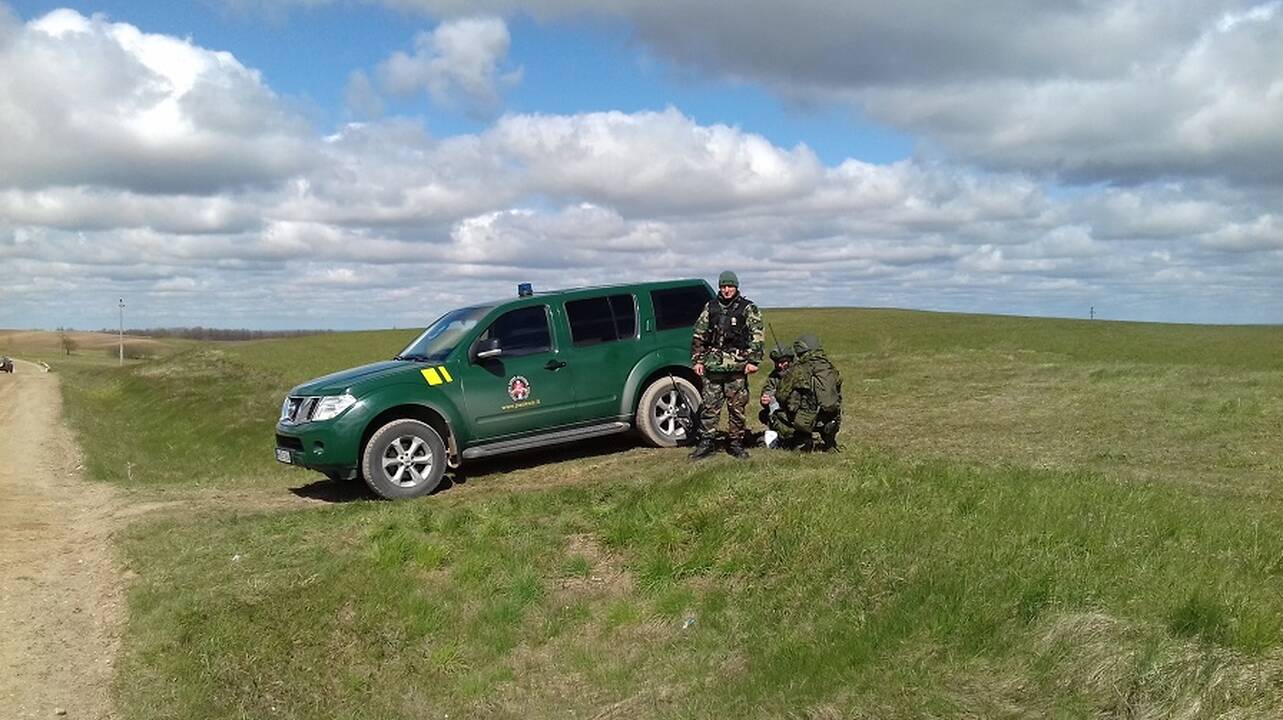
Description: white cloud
xmin=487 ymin=109 xmax=823 ymax=214
xmin=1202 ymin=215 xmax=1283 ymax=252
xmin=376 ymin=16 xmax=521 ymax=115
xmin=3 ymin=6 xmax=1282 ymax=328
xmin=0 ymin=9 xmax=311 ymax=193
xmin=343 ymin=70 xmax=385 ymax=119
xmin=0 ymin=188 xmax=261 ymax=234
xmin=859 ymin=7 xmax=1283 ymax=186
xmin=300 ymin=0 xmax=1283 ymax=188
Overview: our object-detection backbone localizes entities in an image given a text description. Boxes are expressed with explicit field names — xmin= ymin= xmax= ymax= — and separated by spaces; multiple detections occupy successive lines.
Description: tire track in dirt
xmin=0 ymin=361 xmax=122 ymax=720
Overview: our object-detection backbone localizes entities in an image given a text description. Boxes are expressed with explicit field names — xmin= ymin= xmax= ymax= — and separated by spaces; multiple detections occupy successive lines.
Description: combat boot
xmin=725 ymin=439 xmax=750 ymax=459
xmin=688 ymin=439 xmax=717 ymax=460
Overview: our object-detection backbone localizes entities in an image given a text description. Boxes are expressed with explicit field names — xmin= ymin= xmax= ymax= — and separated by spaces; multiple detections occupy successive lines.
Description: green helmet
xmin=717 ymin=270 xmax=739 ymax=288
xmin=793 ymin=334 xmax=822 ymax=355
xmin=769 ymin=344 xmax=794 ymax=362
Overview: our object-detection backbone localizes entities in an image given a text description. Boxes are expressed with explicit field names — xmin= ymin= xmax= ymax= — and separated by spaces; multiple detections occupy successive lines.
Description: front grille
xmin=282 ymin=396 xmax=318 ymax=424
xmin=276 ymin=434 xmax=304 ymax=451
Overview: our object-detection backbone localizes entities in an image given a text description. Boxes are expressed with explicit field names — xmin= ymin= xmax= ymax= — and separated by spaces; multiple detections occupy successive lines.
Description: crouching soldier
xmin=777 ymin=334 xmax=843 ymax=451
xmin=758 ymin=344 xmax=794 ymax=425
xmin=759 ymin=345 xmax=798 ymax=448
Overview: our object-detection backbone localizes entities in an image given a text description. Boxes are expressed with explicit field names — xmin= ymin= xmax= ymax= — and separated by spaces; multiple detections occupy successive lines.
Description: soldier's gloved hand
xmin=745 ymin=363 xmax=758 ymax=375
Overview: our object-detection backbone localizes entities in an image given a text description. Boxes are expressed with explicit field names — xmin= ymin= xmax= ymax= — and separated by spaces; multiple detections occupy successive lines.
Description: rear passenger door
xmin=564 ymin=293 xmax=642 ymax=422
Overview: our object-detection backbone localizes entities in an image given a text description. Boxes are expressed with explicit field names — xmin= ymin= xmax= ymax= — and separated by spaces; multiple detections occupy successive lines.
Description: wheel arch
xmin=360 ymin=403 xmax=459 ymax=469
xmin=623 ymin=356 xmax=699 ymax=416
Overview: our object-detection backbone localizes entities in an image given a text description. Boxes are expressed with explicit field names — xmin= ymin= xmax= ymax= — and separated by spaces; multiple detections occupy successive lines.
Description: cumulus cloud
xmin=343 ymin=70 xmax=385 ymax=120
xmin=375 ymin=16 xmax=522 ymax=115
xmin=298 ymin=0 xmax=1283 ymax=188
xmin=3 ymin=6 xmax=1282 ymax=328
xmin=860 ymin=5 xmax=1283 ymax=186
xmin=0 ymin=9 xmax=311 ymax=194
xmin=619 ymin=0 xmax=1283 ymax=187
xmin=485 ymin=109 xmax=823 ymax=214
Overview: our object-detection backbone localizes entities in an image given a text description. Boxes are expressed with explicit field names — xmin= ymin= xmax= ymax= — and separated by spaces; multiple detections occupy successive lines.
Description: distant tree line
xmin=93 ymin=327 xmax=334 ymax=341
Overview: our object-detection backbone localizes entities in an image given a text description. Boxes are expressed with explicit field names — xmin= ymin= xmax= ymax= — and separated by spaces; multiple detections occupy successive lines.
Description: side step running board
xmin=461 ymin=422 xmax=631 ymax=460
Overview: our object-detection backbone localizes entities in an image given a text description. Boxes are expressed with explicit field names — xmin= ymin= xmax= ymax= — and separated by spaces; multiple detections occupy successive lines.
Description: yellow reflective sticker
xmin=438 ymin=366 xmax=453 ymax=383
xmin=421 ymin=367 xmax=443 ymax=386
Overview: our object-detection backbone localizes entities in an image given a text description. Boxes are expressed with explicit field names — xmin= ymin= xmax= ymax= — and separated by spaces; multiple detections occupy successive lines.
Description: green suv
xmin=275 ymin=279 xmax=712 ymax=499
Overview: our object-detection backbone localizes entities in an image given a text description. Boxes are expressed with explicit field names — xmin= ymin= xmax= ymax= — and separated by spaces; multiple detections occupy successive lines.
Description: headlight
xmin=311 ymin=392 xmax=357 ymax=421
xmin=280 ymin=396 xmax=293 ymax=422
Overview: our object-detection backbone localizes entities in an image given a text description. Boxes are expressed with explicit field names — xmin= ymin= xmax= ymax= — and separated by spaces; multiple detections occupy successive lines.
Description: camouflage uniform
xmin=690 ymin=288 xmax=764 ymax=444
xmin=758 ymin=345 xmax=793 ymax=428
xmin=770 ymin=362 xmax=810 ymax=448
xmin=776 ymin=335 xmax=843 ymax=450
xmin=760 ymin=347 xmax=792 ymax=401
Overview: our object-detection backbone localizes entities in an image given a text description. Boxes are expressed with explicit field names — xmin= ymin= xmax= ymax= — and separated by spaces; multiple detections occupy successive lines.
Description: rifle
xmin=768 ymin=322 xmax=782 ymax=357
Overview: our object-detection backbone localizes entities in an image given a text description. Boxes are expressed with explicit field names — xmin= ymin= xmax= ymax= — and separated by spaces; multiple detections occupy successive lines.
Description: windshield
xmin=395 ymin=305 xmax=492 ymax=362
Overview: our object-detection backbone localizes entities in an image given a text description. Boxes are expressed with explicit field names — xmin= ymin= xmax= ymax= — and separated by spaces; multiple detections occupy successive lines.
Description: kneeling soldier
xmin=777 ymin=334 xmax=843 ymax=451
xmin=759 ymin=344 xmax=794 ymax=446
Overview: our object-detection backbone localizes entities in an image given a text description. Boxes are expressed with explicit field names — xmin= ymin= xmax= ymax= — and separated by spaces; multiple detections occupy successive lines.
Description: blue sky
xmin=10 ymin=0 xmax=914 ymax=163
xmin=1 ymin=1 xmax=1281 ymax=329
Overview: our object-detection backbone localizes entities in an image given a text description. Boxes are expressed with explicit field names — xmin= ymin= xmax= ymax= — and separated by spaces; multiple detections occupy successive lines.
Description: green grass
xmin=44 ymin=309 xmax=1283 ymax=717
xmin=118 ymin=454 xmax=1283 ymax=718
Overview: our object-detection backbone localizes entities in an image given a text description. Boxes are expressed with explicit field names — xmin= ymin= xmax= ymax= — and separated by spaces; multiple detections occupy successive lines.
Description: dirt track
xmin=0 ymin=361 xmax=122 ymax=720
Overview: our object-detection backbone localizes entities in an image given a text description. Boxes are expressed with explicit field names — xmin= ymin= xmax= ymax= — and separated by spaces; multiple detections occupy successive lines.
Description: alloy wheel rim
xmin=654 ymin=389 xmax=689 ymax=439
xmin=381 ymin=435 xmax=434 ymax=488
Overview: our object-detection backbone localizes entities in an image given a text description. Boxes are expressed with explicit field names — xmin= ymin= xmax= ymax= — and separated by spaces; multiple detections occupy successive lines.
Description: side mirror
xmin=474 ymin=337 xmax=502 ymax=360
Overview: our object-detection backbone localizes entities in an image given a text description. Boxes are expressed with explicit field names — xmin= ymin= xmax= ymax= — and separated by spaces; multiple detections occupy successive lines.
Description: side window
xmin=479 ymin=306 xmax=551 ymax=357
xmin=566 ymin=294 xmax=637 ymax=346
xmin=651 ymin=285 xmax=712 ymax=331
xmin=610 ymin=295 xmax=637 ymax=339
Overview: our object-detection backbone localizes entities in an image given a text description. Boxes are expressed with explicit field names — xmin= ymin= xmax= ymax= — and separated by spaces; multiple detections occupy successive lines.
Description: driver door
xmin=457 ymin=304 xmax=579 ymax=441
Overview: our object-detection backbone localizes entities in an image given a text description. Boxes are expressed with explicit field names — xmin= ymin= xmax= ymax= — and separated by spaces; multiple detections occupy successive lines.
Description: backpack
xmin=806 ymin=351 xmax=843 ymax=414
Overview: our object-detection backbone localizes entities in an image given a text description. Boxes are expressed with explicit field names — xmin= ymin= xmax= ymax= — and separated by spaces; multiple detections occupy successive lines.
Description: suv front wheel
xmin=636 ymin=376 xmax=700 ymax=447
xmin=361 ymin=419 xmax=447 ymax=499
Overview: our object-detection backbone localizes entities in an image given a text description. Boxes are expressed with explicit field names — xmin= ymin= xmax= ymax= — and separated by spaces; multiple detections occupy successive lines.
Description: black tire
xmin=360 ymin=419 xmax=447 ymax=500
xmin=636 ymin=376 xmax=700 ymax=447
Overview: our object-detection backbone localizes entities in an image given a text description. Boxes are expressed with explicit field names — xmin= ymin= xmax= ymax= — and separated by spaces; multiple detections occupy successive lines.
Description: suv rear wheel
xmin=361 ymin=419 xmax=447 ymax=499
xmin=636 ymin=376 xmax=700 ymax=447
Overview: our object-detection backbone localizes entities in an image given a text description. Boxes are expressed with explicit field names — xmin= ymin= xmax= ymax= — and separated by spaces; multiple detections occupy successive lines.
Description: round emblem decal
xmin=507 ymin=375 xmax=531 ymax=402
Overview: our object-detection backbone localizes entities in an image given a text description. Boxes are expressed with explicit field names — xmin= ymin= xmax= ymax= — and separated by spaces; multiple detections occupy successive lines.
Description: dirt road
xmin=0 ymin=361 xmax=122 ymax=720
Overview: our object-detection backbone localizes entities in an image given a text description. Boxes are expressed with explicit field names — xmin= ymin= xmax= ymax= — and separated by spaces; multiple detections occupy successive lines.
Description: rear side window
xmin=651 ymin=285 xmax=712 ymax=331
xmin=479 ymin=305 xmax=551 ymax=356
xmin=566 ymin=294 xmax=637 ymax=346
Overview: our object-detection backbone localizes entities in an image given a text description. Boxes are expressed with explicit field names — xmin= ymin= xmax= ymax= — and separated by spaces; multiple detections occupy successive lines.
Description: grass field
xmin=45 ymin=309 xmax=1283 ymax=718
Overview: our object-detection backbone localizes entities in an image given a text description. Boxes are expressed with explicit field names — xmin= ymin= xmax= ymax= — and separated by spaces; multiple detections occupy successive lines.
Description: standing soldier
xmin=690 ymin=271 xmax=765 ymax=459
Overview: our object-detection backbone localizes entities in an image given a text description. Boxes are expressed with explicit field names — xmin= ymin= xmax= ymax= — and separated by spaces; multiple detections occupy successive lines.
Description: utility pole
xmin=1090 ymin=305 xmax=1095 ymax=320
xmin=118 ymin=297 xmax=125 ymax=366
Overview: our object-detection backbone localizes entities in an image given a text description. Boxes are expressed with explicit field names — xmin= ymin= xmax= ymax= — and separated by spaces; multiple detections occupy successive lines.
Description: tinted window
xmin=479 ymin=306 xmax=551 ymax=357
xmin=610 ymin=295 xmax=637 ymax=338
xmin=567 ymin=294 xmax=637 ymax=345
xmin=651 ymin=285 xmax=712 ymax=331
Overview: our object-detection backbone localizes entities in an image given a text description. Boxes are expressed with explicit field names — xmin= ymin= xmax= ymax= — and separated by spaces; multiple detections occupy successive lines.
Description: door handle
xmin=544 ymin=359 xmax=567 ymax=371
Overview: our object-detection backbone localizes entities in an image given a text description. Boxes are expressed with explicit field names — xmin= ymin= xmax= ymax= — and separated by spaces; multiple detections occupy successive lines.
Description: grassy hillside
xmin=50 ymin=309 xmax=1283 ymax=718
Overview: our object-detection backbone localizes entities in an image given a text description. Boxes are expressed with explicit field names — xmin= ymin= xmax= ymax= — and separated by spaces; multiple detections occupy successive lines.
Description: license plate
xmin=275 ymin=448 xmax=292 ymax=464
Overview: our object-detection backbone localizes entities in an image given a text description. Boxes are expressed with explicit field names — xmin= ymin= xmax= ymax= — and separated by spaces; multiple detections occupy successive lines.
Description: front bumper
xmin=274 ymin=404 xmax=368 ymax=471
